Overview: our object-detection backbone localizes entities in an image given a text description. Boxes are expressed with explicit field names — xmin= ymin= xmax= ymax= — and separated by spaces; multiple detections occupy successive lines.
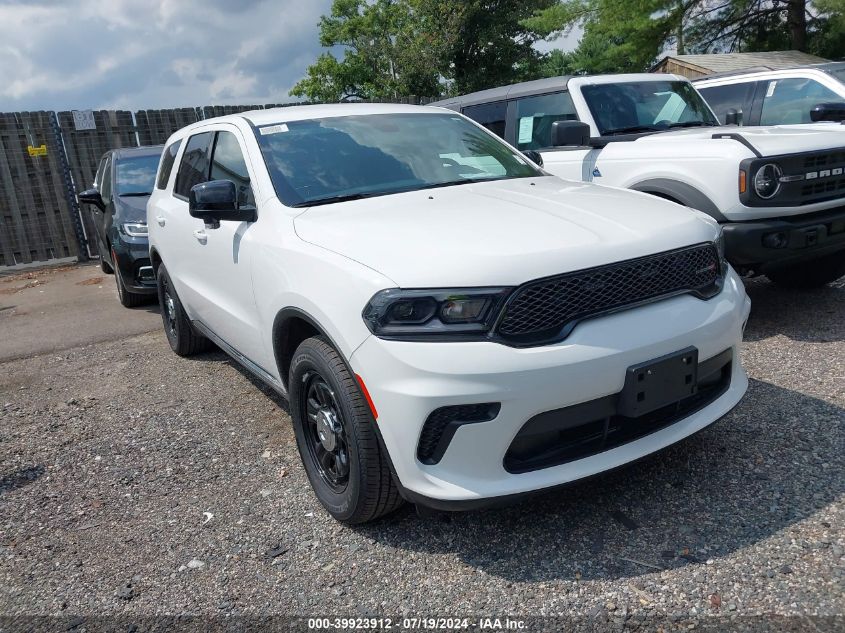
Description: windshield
xmin=582 ymin=81 xmax=718 ymax=136
xmin=254 ymin=112 xmax=541 ymax=207
xmin=823 ymin=64 xmax=845 ymax=85
xmin=115 ymin=154 xmax=160 ymax=196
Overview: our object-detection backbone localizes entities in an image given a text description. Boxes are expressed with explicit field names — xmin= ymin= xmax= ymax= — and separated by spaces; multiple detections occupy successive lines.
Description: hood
xmin=293 ymin=177 xmax=718 ymax=287
xmin=115 ymin=194 xmax=150 ymax=223
xmin=636 ymin=123 xmax=845 ymax=157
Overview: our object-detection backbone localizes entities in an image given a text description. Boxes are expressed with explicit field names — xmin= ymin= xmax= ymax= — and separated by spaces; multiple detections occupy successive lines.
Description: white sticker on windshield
xmin=518 ymin=117 xmax=534 ymax=144
xmin=765 ymin=81 xmax=777 ymax=98
xmin=260 ymin=124 xmax=289 ymax=135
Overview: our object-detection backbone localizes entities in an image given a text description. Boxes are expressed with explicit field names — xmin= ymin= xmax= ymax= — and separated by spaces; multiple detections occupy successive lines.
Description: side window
xmin=697 ymin=82 xmax=756 ymax=124
xmin=514 ymin=91 xmax=578 ymax=150
xmin=760 ymin=78 xmax=842 ymax=125
xmin=174 ymin=131 xmax=214 ymax=199
xmin=209 ymin=131 xmax=255 ymax=208
xmin=94 ymin=156 xmax=107 ymax=190
xmin=462 ymin=102 xmax=507 ymax=139
xmin=100 ymin=157 xmax=113 ymax=201
xmin=156 ymin=140 xmax=182 ymax=190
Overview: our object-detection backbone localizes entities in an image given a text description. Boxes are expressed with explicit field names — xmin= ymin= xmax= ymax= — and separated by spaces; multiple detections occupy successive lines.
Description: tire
xmin=113 ymin=249 xmax=149 ymax=308
xmin=765 ymin=250 xmax=845 ymax=289
xmin=289 ymin=336 xmax=403 ymax=524
xmin=100 ymin=255 xmax=113 ymax=274
xmin=155 ymin=264 xmax=211 ymax=356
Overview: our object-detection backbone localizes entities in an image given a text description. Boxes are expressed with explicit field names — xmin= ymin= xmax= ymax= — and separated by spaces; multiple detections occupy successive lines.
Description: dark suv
xmin=78 ymin=145 xmax=164 ymax=307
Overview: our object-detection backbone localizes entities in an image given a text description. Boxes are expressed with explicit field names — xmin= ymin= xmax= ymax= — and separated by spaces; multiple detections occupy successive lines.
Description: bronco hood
xmin=636 ymin=123 xmax=845 ymax=157
xmin=293 ymin=176 xmax=718 ymax=287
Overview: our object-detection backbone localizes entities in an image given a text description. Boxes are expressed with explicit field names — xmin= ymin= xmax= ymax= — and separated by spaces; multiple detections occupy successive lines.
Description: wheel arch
xmin=273 ymin=307 xmax=344 ymax=391
xmin=630 ymin=178 xmax=727 ymax=222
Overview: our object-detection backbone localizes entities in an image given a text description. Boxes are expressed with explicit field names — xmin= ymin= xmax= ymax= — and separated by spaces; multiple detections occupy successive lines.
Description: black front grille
xmin=804 ymin=150 xmax=845 ymax=170
xmin=495 ymin=244 xmax=721 ymax=345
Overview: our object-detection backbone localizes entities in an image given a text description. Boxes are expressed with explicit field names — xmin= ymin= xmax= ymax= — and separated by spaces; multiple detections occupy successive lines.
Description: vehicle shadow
xmin=354 ymin=378 xmax=843 ymax=582
xmin=741 ymin=276 xmax=845 ymax=343
xmin=0 ymin=464 xmax=45 ymax=496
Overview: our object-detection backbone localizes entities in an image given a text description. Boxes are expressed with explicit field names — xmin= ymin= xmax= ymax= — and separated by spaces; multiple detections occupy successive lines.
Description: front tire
xmin=765 ymin=250 xmax=845 ymax=289
xmin=155 ymin=264 xmax=211 ymax=356
xmin=289 ymin=336 xmax=403 ymax=524
xmin=113 ymin=249 xmax=149 ymax=308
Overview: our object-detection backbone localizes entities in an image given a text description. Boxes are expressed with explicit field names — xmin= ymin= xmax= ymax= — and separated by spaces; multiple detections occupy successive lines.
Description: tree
xmin=291 ymin=0 xmax=555 ymax=101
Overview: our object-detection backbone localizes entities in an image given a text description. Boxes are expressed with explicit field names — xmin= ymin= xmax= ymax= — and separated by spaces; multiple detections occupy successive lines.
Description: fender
xmin=630 ymin=178 xmax=727 ymax=223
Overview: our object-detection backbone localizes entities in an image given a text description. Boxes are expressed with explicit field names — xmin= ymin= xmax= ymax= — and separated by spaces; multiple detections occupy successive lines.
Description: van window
xmin=513 ymin=91 xmax=578 ymax=150
xmin=174 ymin=132 xmax=214 ymax=198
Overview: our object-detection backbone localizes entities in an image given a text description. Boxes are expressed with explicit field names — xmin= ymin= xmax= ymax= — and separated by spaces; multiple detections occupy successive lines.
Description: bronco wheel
xmin=289 ymin=336 xmax=403 ymax=523
xmin=766 ymin=250 xmax=845 ymax=289
xmin=156 ymin=265 xmax=211 ymax=356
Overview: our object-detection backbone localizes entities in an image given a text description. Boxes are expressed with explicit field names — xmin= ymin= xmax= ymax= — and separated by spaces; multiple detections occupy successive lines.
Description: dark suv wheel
xmin=289 ymin=336 xmax=403 ymax=523
xmin=113 ymin=248 xmax=149 ymax=308
xmin=156 ymin=264 xmax=211 ymax=356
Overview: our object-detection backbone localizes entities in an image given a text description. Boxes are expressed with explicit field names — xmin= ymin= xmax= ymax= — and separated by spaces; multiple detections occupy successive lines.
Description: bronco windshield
xmin=254 ymin=112 xmax=541 ymax=207
xmin=582 ymin=81 xmax=719 ymax=136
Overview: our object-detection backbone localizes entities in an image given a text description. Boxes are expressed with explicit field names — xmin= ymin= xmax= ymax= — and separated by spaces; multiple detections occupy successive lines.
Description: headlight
xmin=121 ymin=222 xmax=148 ymax=237
xmin=753 ymin=163 xmax=782 ymax=199
xmin=362 ymin=288 xmax=512 ymax=340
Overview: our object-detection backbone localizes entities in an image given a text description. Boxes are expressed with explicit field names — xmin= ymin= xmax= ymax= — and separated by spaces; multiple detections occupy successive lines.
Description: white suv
xmin=147 ymin=104 xmax=750 ymax=523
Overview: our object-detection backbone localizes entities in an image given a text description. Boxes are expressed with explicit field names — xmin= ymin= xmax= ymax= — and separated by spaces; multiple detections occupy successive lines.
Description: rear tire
xmin=289 ymin=336 xmax=403 ymax=524
xmin=765 ymin=250 xmax=845 ymax=289
xmin=155 ymin=264 xmax=211 ymax=356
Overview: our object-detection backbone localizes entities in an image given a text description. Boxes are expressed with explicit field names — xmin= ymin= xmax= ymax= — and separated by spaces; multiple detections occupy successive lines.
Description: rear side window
xmin=210 ymin=131 xmax=255 ymax=208
xmin=174 ymin=132 xmax=214 ymax=198
xmin=514 ymin=91 xmax=578 ymax=150
xmin=462 ymin=101 xmax=507 ymax=138
xmin=156 ymin=140 xmax=182 ymax=190
xmin=697 ymin=82 xmax=756 ymax=124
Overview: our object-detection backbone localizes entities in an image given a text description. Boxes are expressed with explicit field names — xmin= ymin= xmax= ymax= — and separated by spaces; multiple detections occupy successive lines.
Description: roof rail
xmin=691 ymin=66 xmax=776 ymax=81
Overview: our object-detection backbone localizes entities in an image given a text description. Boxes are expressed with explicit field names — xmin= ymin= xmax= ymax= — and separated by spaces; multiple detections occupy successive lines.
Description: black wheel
xmin=113 ymin=248 xmax=149 ymax=308
xmin=100 ymin=255 xmax=113 ymax=274
xmin=156 ymin=264 xmax=211 ymax=356
xmin=289 ymin=336 xmax=403 ymax=523
xmin=766 ymin=250 xmax=845 ymax=289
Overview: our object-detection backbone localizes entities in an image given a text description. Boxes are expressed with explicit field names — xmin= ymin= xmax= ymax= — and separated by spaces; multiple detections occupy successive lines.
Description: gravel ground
xmin=0 ymin=275 xmax=842 ymax=627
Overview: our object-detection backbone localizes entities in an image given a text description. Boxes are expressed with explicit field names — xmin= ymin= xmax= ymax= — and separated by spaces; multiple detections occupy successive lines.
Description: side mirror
xmin=724 ymin=108 xmax=742 ymax=126
xmin=523 ymin=150 xmax=543 ymax=167
xmin=551 ymin=120 xmax=591 ymax=147
xmin=78 ymin=188 xmax=104 ymax=211
xmin=189 ymin=180 xmax=256 ymax=227
xmin=810 ymin=102 xmax=845 ymax=122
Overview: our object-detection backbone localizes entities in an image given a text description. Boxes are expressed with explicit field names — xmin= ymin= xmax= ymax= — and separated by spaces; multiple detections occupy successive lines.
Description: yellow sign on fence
xmin=27 ymin=144 xmax=47 ymax=157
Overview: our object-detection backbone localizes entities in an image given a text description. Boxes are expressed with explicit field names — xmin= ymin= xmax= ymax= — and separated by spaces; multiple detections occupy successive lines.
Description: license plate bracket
xmin=619 ymin=347 xmax=698 ymax=418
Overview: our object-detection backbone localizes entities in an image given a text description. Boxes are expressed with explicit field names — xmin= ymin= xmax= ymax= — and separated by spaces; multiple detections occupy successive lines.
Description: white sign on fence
xmin=72 ymin=110 xmax=96 ymax=131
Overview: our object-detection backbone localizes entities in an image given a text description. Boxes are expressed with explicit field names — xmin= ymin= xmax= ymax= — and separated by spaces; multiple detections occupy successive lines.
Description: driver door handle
xmin=155 ymin=215 xmax=166 ymax=227
xmin=193 ymin=229 xmax=207 ymax=243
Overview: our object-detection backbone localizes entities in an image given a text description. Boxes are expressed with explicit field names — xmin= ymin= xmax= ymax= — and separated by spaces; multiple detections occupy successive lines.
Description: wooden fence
xmin=0 ymin=96 xmax=434 ymax=269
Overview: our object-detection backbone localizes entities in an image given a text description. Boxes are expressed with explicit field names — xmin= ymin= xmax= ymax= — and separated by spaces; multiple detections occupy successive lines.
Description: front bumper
xmin=722 ymin=205 xmax=845 ymax=270
xmin=350 ymin=269 xmax=750 ymax=505
xmin=112 ymin=236 xmax=157 ymax=294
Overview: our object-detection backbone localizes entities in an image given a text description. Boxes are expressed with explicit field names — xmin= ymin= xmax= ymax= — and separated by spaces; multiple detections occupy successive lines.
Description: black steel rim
xmin=161 ymin=275 xmax=178 ymax=342
xmin=302 ymin=372 xmax=350 ymax=492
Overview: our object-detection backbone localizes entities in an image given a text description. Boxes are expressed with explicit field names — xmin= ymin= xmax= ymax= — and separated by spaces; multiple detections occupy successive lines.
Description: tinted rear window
xmin=156 ymin=140 xmax=182 ymax=190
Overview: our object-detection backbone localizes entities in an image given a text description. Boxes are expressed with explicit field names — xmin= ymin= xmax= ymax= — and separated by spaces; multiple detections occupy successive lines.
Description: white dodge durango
xmin=147 ymin=103 xmax=750 ymax=523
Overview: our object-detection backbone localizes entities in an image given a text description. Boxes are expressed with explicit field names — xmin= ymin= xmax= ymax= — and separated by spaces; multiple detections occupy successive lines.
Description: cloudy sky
xmin=0 ymin=0 xmax=577 ymax=112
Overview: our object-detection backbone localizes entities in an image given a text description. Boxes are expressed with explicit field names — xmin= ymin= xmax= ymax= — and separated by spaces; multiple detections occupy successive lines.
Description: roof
xmin=430 ymin=76 xmax=573 ymax=109
xmin=111 ymin=145 xmax=163 ymax=159
xmin=239 ymin=102 xmax=438 ymax=126
xmin=653 ymin=51 xmax=831 ymax=75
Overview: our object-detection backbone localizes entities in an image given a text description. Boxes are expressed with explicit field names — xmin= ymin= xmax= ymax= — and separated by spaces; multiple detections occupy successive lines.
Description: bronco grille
xmin=495 ymin=244 xmax=721 ymax=345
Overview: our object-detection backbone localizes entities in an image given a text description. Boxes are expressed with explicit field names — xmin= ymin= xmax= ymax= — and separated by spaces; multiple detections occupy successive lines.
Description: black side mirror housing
xmin=724 ymin=108 xmax=742 ymax=126
xmin=551 ymin=120 xmax=591 ymax=147
xmin=810 ymin=102 xmax=845 ymax=122
xmin=522 ymin=150 xmax=543 ymax=167
xmin=189 ymin=180 xmax=256 ymax=227
xmin=78 ymin=188 xmax=104 ymax=211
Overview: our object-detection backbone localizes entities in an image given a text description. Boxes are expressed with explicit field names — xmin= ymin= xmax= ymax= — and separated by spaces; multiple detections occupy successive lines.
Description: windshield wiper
xmin=294 ymin=177 xmax=508 ymax=207
xmin=601 ymin=124 xmax=662 ymax=136
xmin=118 ymin=191 xmax=153 ymax=197
xmin=665 ymin=121 xmax=714 ymax=129
xmin=293 ymin=192 xmax=378 ymax=208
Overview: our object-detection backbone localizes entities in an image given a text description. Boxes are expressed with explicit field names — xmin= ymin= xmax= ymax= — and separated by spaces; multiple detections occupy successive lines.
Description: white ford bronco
xmin=147 ymin=104 xmax=749 ymax=523
xmin=434 ymin=73 xmax=845 ymax=288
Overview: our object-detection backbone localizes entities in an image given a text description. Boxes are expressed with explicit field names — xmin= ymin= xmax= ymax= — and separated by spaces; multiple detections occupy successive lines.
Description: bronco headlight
xmin=121 ymin=222 xmax=148 ymax=237
xmin=362 ymin=288 xmax=512 ymax=340
xmin=753 ymin=163 xmax=782 ymax=199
